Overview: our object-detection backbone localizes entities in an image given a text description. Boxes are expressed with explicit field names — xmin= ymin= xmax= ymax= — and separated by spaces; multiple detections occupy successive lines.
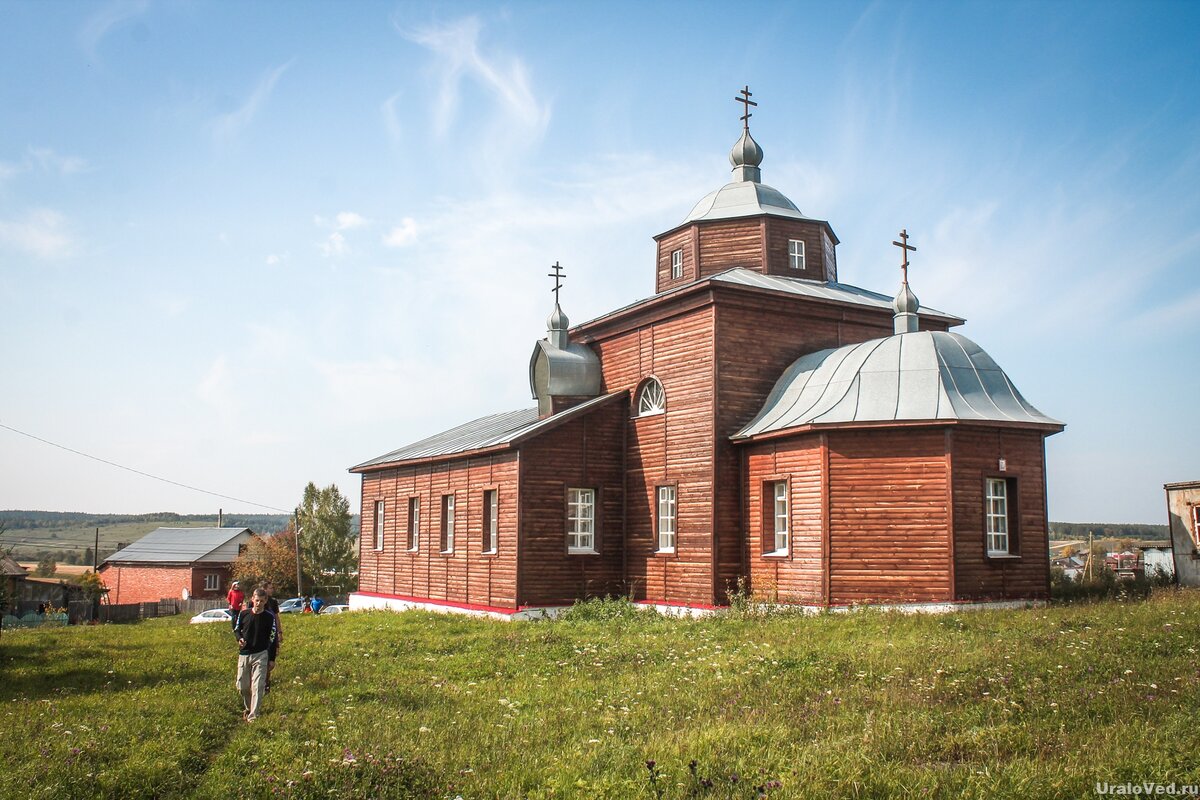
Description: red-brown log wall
xmin=590 ymin=306 xmax=717 ymax=605
xmin=951 ymin=427 xmax=1051 ymax=600
xmin=743 ymin=435 xmax=825 ymax=603
xmin=358 ymin=453 xmax=519 ymax=609
xmin=697 ymin=221 xmax=765 ymax=279
xmin=763 ymin=218 xmax=833 ymax=282
xmin=655 ymin=228 xmax=696 ymax=293
xmin=518 ymin=399 xmax=626 ymax=605
xmin=827 ymin=428 xmax=953 ymax=604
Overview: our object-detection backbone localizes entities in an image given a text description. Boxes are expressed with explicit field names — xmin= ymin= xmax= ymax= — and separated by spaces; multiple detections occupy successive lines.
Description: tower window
xmin=636 ymin=377 xmax=666 ymax=416
xmin=788 ymin=239 xmax=805 ymax=270
xmin=671 ymin=249 xmax=683 ymax=279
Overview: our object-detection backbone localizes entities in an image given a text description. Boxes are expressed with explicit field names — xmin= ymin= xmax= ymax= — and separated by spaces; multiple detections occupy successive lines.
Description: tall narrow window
xmin=440 ymin=494 xmax=455 ymax=553
xmin=986 ymin=478 xmax=1010 ymax=555
xmin=408 ymin=497 xmax=420 ymax=551
xmin=766 ymin=481 xmax=788 ymax=555
xmin=657 ymin=485 xmax=677 ymax=553
xmin=567 ymin=488 xmax=596 ymax=553
xmin=788 ymin=239 xmax=805 ymax=270
xmin=483 ymin=489 xmax=498 ymax=554
xmin=636 ymin=377 xmax=665 ymax=416
xmin=671 ymin=248 xmax=683 ymax=279
xmin=374 ymin=500 xmax=385 ymax=550
xmin=1193 ymin=505 xmax=1200 ymax=549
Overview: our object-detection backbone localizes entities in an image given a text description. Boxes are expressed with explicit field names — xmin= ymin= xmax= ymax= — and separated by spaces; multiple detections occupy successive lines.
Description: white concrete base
xmin=349 ymin=592 xmax=1046 ymax=621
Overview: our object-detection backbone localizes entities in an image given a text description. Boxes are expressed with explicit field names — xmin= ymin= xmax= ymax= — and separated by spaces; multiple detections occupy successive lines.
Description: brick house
xmin=99 ymin=527 xmax=254 ymax=605
xmin=349 ymin=101 xmax=1064 ymax=618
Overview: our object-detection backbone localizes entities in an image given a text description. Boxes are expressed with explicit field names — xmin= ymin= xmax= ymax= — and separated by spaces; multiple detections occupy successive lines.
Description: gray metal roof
xmin=103 ymin=527 xmax=254 ymax=565
xmin=577 ymin=268 xmax=963 ymax=332
xmin=734 ymin=331 xmax=1063 ymax=439
xmin=710 ymin=269 xmax=962 ymax=323
xmin=352 ymin=392 xmax=625 ymax=471
xmin=683 ymin=180 xmax=808 ymax=224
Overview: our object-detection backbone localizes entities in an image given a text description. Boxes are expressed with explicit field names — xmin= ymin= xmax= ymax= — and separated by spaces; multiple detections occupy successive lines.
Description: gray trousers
xmin=236 ymin=650 xmax=269 ymax=720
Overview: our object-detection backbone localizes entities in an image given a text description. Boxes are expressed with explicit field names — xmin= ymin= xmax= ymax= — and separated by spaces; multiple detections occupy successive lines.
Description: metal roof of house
xmin=102 ymin=527 xmax=253 ymax=565
xmin=734 ymin=330 xmax=1063 ymax=439
xmin=352 ymin=392 xmax=625 ymax=471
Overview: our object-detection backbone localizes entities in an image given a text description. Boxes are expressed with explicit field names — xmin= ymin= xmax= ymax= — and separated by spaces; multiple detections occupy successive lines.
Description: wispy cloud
xmin=391 ymin=14 xmax=550 ymax=182
xmin=79 ymin=0 xmax=149 ymax=62
xmin=381 ymin=91 xmax=405 ymax=145
xmin=382 ymin=218 xmax=418 ymax=247
xmin=0 ymin=209 xmax=76 ymax=259
xmin=314 ymin=211 xmax=369 ymax=257
xmin=212 ymin=60 xmax=294 ymax=142
xmin=0 ymin=147 xmax=89 ymax=183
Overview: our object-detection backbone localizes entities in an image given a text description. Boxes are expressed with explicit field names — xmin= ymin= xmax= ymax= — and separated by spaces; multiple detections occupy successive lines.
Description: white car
xmin=320 ymin=604 xmax=351 ymax=615
xmin=190 ymin=608 xmax=233 ymax=625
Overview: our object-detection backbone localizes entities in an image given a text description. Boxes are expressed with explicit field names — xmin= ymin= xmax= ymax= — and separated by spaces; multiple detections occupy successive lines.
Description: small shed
xmin=1 ymin=554 xmax=26 ymax=613
xmin=1165 ymin=481 xmax=1200 ymax=587
xmin=99 ymin=527 xmax=255 ymax=604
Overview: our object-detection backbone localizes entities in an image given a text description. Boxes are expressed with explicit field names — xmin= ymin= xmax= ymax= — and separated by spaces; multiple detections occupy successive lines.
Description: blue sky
xmin=1 ymin=0 xmax=1197 ymax=523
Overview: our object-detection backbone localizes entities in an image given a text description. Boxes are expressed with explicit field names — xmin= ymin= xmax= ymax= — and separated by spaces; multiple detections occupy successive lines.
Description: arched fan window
xmin=636 ymin=377 xmax=666 ymax=416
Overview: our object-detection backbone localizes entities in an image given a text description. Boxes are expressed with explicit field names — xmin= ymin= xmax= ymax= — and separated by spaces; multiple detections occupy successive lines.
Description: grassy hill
xmin=2 ymin=591 xmax=1198 ymax=799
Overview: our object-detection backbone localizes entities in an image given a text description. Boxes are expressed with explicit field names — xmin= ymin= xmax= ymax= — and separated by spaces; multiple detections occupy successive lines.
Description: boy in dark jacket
xmin=234 ymin=587 xmax=276 ymax=722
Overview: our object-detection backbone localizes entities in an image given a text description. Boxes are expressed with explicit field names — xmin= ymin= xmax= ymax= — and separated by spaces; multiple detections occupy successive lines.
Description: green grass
xmin=3 ymin=592 xmax=1200 ymax=799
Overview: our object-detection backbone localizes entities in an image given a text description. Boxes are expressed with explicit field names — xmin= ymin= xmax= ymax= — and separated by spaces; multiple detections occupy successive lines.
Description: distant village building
xmin=1165 ymin=481 xmax=1200 ymax=587
xmin=99 ymin=527 xmax=254 ymax=604
xmin=349 ymin=93 xmax=1065 ymax=617
xmin=1 ymin=553 xmax=26 ymax=612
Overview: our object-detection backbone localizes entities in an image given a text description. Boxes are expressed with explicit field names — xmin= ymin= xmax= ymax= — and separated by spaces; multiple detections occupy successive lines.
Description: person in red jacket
xmin=226 ymin=581 xmax=245 ymax=631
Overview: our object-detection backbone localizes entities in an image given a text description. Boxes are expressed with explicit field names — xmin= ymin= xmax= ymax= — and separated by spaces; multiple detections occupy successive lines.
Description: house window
xmin=636 ymin=377 xmax=665 ymax=416
xmin=671 ymin=248 xmax=683 ymax=279
xmin=440 ymin=495 xmax=455 ymax=553
xmin=765 ymin=481 xmax=788 ymax=555
xmin=567 ymin=488 xmax=596 ymax=553
xmin=657 ymin=485 xmax=677 ymax=553
xmin=1192 ymin=505 xmax=1200 ymax=549
xmin=374 ymin=500 xmax=385 ymax=550
xmin=408 ymin=497 xmax=420 ymax=551
xmin=204 ymin=574 xmax=219 ymax=591
xmin=483 ymin=489 xmax=498 ymax=554
xmin=986 ymin=478 xmax=1014 ymax=556
xmin=788 ymin=239 xmax=805 ymax=270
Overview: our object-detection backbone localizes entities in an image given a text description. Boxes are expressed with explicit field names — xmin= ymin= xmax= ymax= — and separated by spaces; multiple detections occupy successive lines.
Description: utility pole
xmin=93 ymin=528 xmax=99 ymax=570
xmin=294 ymin=507 xmax=303 ymax=597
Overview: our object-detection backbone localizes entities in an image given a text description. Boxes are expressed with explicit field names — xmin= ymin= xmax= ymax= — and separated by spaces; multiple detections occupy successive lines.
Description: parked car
xmin=320 ymin=604 xmax=351 ymax=615
xmin=190 ymin=608 xmax=233 ymax=625
xmin=277 ymin=597 xmax=305 ymax=614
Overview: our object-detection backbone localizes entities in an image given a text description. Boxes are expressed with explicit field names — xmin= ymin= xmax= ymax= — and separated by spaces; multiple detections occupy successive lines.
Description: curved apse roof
xmin=734 ymin=331 xmax=1062 ymax=439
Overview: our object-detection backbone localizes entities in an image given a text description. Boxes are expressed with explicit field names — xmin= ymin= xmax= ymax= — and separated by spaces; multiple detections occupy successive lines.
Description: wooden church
xmin=349 ymin=91 xmax=1064 ymax=617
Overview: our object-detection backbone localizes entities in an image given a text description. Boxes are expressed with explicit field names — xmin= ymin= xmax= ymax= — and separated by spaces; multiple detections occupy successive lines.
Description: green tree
xmin=34 ymin=556 xmax=57 ymax=577
xmin=297 ymin=482 xmax=356 ymax=597
xmin=232 ymin=528 xmax=300 ymax=597
xmin=74 ymin=570 xmax=107 ymax=603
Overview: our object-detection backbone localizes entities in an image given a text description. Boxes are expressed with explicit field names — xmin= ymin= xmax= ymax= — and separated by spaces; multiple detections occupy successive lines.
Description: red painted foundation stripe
xmin=352 ymin=591 xmax=524 ymax=616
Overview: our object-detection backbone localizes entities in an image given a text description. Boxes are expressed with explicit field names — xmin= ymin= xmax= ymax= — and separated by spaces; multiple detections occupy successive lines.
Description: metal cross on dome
xmin=892 ymin=229 xmax=917 ymax=283
xmin=547 ymin=261 xmax=566 ymax=305
xmin=735 ymin=85 xmax=757 ymax=131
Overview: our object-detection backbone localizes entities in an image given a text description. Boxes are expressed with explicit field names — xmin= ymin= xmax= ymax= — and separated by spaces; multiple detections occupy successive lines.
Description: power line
xmin=0 ymin=421 xmax=290 ymax=513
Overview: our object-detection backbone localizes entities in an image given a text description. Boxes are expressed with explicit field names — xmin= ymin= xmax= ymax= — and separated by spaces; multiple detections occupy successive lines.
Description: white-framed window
xmin=636 ymin=377 xmax=666 ymax=416
xmin=204 ymin=574 xmax=219 ymax=591
xmin=374 ymin=500 xmax=385 ymax=550
xmin=567 ymin=488 xmax=596 ymax=553
xmin=408 ymin=497 xmax=420 ymax=551
xmin=767 ymin=481 xmax=789 ymax=555
xmin=657 ymin=485 xmax=677 ymax=553
xmin=483 ymin=489 xmax=498 ymax=554
xmin=671 ymin=248 xmax=683 ymax=279
xmin=986 ymin=478 xmax=1010 ymax=555
xmin=788 ymin=239 xmax=805 ymax=270
xmin=440 ymin=494 xmax=455 ymax=553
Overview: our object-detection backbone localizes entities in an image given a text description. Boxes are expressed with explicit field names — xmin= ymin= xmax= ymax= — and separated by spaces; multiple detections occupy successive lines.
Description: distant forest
xmin=1049 ymin=522 xmax=1168 ymax=541
xmin=0 ymin=510 xmax=361 ymax=564
xmin=0 ymin=510 xmax=298 ymax=534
